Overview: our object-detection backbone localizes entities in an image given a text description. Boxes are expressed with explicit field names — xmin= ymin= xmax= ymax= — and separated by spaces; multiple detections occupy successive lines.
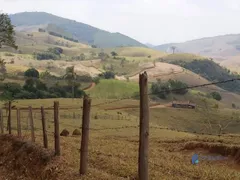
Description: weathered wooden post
xmin=138 ymin=72 xmax=149 ymax=180
xmin=7 ymin=101 xmax=12 ymax=134
xmin=80 ymin=95 xmax=91 ymax=175
xmin=41 ymin=106 xmax=48 ymax=148
xmin=54 ymin=101 xmax=60 ymax=156
xmin=29 ymin=106 xmax=35 ymax=142
xmin=0 ymin=109 xmax=3 ymax=134
xmin=17 ymin=108 xmax=21 ymax=137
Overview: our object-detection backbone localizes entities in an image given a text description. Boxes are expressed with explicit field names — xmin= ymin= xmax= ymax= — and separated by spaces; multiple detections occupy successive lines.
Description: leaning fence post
xmin=7 ymin=101 xmax=12 ymax=134
xmin=29 ymin=106 xmax=35 ymax=142
xmin=0 ymin=109 xmax=3 ymax=134
xmin=138 ymin=72 xmax=149 ymax=180
xmin=17 ymin=108 xmax=21 ymax=137
xmin=80 ymin=95 xmax=91 ymax=175
xmin=54 ymin=101 xmax=60 ymax=156
xmin=41 ymin=106 xmax=48 ymax=148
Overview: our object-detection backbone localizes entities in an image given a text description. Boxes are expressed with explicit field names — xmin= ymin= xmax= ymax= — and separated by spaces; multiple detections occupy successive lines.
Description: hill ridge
xmin=9 ymin=12 xmax=146 ymax=48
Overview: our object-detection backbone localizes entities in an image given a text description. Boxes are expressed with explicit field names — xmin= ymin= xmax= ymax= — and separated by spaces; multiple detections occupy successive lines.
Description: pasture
xmin=1 ymin=98 xmax=240 ymax=179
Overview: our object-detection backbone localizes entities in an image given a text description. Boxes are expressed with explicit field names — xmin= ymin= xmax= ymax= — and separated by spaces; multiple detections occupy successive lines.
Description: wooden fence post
xmin=29 ymin=106 xmax=35 ymax=142
xmin=54 ymin=101 xmax=60 ymax=156
xmin=7 ymin=101 xmax=12 ymax=134
xmin=80 ymin=95 xmax=91 ymax=175
xmin=0 ymin=109 xmax=3 ymax=134
xmin=17 ymin=108 xmax=21 ymax=137
xmin=138 ymin=72 xmax=149 ymax=180
xmin=41 ymin=106 xmax=48 ymax=148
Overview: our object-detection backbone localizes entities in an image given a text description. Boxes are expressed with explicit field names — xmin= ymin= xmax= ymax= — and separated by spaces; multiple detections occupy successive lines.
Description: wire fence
xmin=0 ymin=73 xmax=240 ymax=179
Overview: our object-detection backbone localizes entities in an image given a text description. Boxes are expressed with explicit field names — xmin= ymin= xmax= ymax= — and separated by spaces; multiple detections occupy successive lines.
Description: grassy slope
xmin=88 ymin=79 xmax=139 ymax=99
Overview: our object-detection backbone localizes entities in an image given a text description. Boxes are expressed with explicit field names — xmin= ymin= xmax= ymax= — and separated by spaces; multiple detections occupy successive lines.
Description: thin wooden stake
xmin=41 ymin=106 xmax=48 ymax=148
xmin=29 ymin=106 xmax=35 ymax=142
xmin=0 ymin=109 xmax=3 ymax=134
xmin=17 ymin=108 xmax=21 ymax=137
xmin=138 ymin=72 xmax=149 ymax=180
xmin=54 ymin=101 xmax=60 ymax=156
xmin=7 ymin=101 xmax=12 ymax=134
xmin=80 ymin=95 xmax=91 ymax=175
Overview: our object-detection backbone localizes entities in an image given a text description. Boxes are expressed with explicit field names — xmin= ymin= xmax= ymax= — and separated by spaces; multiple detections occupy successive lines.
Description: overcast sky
xmin=1 ymin=0 xmax=240 ymax=45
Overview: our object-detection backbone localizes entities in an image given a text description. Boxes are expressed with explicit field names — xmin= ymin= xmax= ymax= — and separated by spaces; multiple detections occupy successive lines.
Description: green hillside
xmin=88 ymin=79 xmax=139 ymax=99
xmin=160 ymin=53 xmax=240 ymax=93
xmin=9 ymin=12 xmax=146 ymax=48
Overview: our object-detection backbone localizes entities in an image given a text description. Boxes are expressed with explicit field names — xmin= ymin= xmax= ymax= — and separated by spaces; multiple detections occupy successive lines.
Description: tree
xmin=24 ymin=68 xmax=39 ymax=79
xmin=0 ymin=58 xmax=7 ymax=81
xmin=48 ymin=47 xmax=63 ymax=55
xmin=0 ymin=13 xmax=17 ymax=49
xmin=98 ymin=71 xmax=115 ymax=79
xmin=210 ymin=92 xmax=222 ymax=101
xmin=120 ymin=58 xmax=126 ymax=67
xmin=111 ymin=51 xmax=118 ymax=58
xmin=80 ymin=53 xmax=86 ymax=60
xmin=168 ymin=79 xmax=188 ymax=95
xmin=170 ymin=46 xmax=176 ymax=54
xmin=151 ymin=79 xmax=170 ymax=99
xmin=98 ymin=52 xmax=109 ymax=61
xmin=63 ymin=66 xmax=77 ymax=100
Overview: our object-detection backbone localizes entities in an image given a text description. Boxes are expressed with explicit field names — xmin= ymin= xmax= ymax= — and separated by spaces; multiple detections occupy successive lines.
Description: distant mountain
xmin=154 ymin=34 xmax=240 ymax=58
xmin=154 ymin=34 xmax=240 ymax=72
xmin=9 ymin=12 xmax=146 ymax=48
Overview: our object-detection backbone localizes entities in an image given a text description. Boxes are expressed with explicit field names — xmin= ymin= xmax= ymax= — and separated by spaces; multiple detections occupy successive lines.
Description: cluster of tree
xmin=209 ymin=91 xmax=222 ymax=101
xmin=34 ymin=47 xmax=63 ymax=60
xmin=111 ymin=51 xmax=118 ymax=58
xmin=98 ymin=71 xmax=115 ymax=79
xmin=98 ymin=52 xmax=109 ymax=61
xmin=151 ymin=79 xmax=188 ymax=99
xmin=165 ymin=59 xmax=240 ymax=93
xmin=48 ymin=31 xmax=78 ymax=42
xmin=0 ymin=68 xmax=86 ymax=100
xmin=71 ymin=53 xmax=86 ymax=60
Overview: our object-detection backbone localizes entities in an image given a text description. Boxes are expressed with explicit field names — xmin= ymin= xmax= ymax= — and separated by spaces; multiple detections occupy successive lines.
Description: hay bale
xmin=72 ymin=129 xmax=81 ymax=136
xmin=60 ymin=129 xmax=70 ymax=136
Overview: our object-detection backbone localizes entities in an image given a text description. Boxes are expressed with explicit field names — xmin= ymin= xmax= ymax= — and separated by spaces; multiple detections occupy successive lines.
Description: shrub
xmin=48 ymin=47 xmax=63 ymax=55
xmin=210 ymin=92 xmax=222 ymax=101
xmin=98 ymin=71 xmax=115 ymax=79
xmin=14 ymin=90 xmax=37 ymax=99
xmin=151 ymin=80 xmax=170 ymax=99
xmin=168 ymin=79 xmax=188 ymax=95
xmin=34 ymin=52 xmax=59 ymax=60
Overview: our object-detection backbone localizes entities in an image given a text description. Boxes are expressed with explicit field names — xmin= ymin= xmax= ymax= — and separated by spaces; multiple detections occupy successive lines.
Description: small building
xmin=171 ymin=101 xmax=196 ymax=109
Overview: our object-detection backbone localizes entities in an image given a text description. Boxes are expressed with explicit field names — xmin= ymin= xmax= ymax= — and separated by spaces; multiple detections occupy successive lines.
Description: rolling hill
xmin=154 ymin=34 xmax=240 ymax=58
xmin=154 ymin=34 xmax=240 ymax=72
xmin=9 ymin=12 xmax=146 ymax=48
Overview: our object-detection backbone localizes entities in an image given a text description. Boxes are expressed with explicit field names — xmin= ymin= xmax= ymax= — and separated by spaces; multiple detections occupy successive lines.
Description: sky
xmin=1 ymin=0 xmax=240 ymax=45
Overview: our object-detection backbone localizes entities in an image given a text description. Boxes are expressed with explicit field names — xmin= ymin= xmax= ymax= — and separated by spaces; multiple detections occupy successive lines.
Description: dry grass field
xmin=0 ymin=98 xmax=240 ymax=179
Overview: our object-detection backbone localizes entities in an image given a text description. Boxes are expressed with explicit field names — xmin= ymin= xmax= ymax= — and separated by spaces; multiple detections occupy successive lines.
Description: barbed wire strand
xmin=92 ymin=78 xmax=240 ymax=108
